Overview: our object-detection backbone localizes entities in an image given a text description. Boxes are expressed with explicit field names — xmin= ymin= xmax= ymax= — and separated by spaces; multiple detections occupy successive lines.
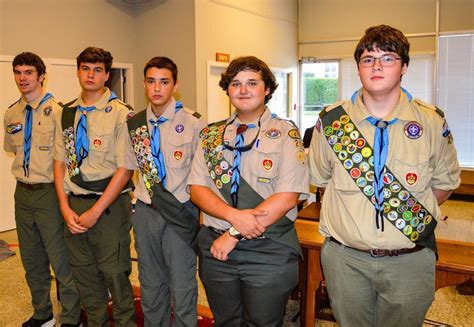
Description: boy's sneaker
xmin=22 ymin=314 xmax=56 ymax=327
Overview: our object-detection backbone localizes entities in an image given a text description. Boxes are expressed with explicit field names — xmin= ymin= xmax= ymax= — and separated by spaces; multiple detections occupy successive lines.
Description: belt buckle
xmin=369 ymin=249 xmax=385 ymax=258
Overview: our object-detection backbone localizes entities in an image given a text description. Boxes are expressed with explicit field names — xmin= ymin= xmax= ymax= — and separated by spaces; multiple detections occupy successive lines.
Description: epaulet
xmin=8 ymin=99 xmax=20 ymax=109
xmin=116 ymin=99 xmax=134 ymax=111
xmin=413 ymin=98 xmax=444 ymax=117
xmin=319 ymin=100 xmax=344 ymax=119
xmin=280 ymin=118 xmax=298 ymax=129
xmin=183 ymin=107 xmax=202 ymax=119
xmin=62 ymin=98 xmax=77 ymax=108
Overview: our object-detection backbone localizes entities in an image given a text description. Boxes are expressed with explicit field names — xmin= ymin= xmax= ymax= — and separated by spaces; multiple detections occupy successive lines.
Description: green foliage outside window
xmin=304 ymin=78 xmax=338 ymax=110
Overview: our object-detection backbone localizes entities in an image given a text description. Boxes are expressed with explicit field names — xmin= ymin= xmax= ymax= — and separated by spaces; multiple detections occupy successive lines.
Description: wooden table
xmin=294 ymin=206 xmax=474 ymax=327
xmin=297 ymin=202 xmax=321 ymax=221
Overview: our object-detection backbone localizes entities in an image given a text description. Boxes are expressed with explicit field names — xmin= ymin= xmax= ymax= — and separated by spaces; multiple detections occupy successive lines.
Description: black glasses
xmin=223 ymin=113 xmax=263 ymax=152
xmin=359 ymin=55 xmax=401 ymax=67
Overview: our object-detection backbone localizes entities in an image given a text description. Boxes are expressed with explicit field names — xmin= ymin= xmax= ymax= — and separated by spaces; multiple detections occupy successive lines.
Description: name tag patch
xmin=39 ymin=146 xmax=50 ymax=151
xmin=257 ymin=177 xmax=271 ymax=184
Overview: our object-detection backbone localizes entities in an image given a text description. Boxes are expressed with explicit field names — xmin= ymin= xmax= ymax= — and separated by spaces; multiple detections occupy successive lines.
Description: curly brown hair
xmin=354 ymin=25 xmax=410 ymax=66
xmin=219 ymin=56 xmax=278 ymax=104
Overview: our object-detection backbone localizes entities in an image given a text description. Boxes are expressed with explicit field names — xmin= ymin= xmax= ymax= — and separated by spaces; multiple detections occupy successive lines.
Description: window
xmin=300 ymin=61 xmax=339 ymax=132
xmin=437 ymin=34 xmax=474 ymax=168
xmin=267 ymin=71 xmax=291 ymax=119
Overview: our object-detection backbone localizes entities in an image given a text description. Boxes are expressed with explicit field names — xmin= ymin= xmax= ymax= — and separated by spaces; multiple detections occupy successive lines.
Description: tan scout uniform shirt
xmin=4 ymin=92 xmax=61 ymax=184
xmin=309 ymin=90 xmax=461 ymax=250
xmin=53 ymin=88 xmax=136 ymax=195
xmin=127 ymin=99 xmax=206 ymax=204
xmin=188 ymin=108 xmax=310 ymax=230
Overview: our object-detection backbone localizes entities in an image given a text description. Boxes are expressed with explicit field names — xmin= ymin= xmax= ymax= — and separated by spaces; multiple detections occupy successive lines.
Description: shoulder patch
xmin=8 ymin=99 xmax=20 ymax=109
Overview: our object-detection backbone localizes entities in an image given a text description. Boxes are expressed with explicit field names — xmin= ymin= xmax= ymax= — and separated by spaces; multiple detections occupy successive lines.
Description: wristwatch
xmin=229 ymin=226 xmax=244 ymax=241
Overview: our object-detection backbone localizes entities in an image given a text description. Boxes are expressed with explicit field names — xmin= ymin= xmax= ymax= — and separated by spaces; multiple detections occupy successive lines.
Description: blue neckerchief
xmin=75 ymin=105 xmax=96 ymax=166
xmin=367 ymin=116 xmax=398 ymax=231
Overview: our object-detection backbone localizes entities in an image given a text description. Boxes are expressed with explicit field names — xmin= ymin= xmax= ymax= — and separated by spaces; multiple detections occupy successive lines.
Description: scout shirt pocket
xmin=88 ymin=124 xmax=110 ymax=163
xmin=332 ymin=158 xmax=361 ymax=194
xmin=249 ymin=139 xmax=281 ymax=187
xmin=167 ymin=129 xmax=194 ymax=169
xmin=35 ymin=120 xmax=55 ymax=152
xmin=391 ymin=154 xmax=431 ymax=194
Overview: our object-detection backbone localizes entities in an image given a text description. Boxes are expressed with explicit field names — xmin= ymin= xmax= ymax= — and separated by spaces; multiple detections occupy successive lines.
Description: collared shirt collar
xmin=227 ymin=106 xmax=272 ymax=128
xmin=76 ymin=87 xmax=111 ymax=110
xmin=147 ymin=98 xmax=177 ymax=122
xmin=351 ymin=88 xmax=418 ymax=124
xmin=19 ymin=91 xmax=47 ymax=112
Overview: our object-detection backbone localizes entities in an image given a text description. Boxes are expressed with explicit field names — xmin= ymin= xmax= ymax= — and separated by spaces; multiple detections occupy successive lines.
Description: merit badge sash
xmin=127 ymin=106 xmax=199 ymax=250
xmin=321 ymin=106 xmax=437 ymax=252
xmin=200 ymin=120 xmax=302 ymax=256
xmin=61 ymin=94 xmax=131 ymax=193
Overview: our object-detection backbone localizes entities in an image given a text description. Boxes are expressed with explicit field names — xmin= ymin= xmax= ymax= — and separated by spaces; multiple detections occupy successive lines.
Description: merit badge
xmin=336 ymin=129 xmax=345 ymax=138
xmin=410 ymin=217 xmax=420 ymax=227
xmin=333 ymin=143 xmax=342 ymax=153
xmin=350 ymin=130 xmax=360 ymax=140
xmin=405 ymin=172 xmax=418 ymax=186
xmin=344 ymin=159 xmax=354 ymax=169
xmin=404 ymin=121 xmax=423 ymax=139
xmin=265 ymin=128 xmax=281 ymax=139
xmin=175 ymin=124 xmax=184 ymax=133
xmin=332 ymin=120 xmax=341 ymax=130
xmin=340 ymin=115 xmax=350 ymax=124
xmin=6 ymin=123 xmax=22 ymax=134
xmin=174 ymin=150 xmax=183 ymax=160
xmin=288 ymin=129 xmax=300 ymax=139
xmin=359 ymin=162 xmax=370 ymax=173
xmin=395 ymin=219 xmax=406 ymax=229
xmin=341 ymin=136 xmax=351 ymax=146
xmin=221 ymin=174 xmax=230 ymax=184
xmin=328 ymin=135 xmax=338 ymax=145
xmin=390 ymin=182 xmax=401 ymax=193
xmin=352 ymin=153 xmax=363 ymax=163
xmin=403 ymin=225 xmax=413 ymax=236
xmin=43 ymin=106 xmax=52 ymax=117
xmin=105 ymin=106 xmax=113 ymax=113
xmin=93 ymin=138 xmax=102 ymax=148
xmin=323 ymin=126 xmax=333 ymax=136
xmin=350 ymin=168 xmax=361 ymax=179
xmin=383 ymin=173 xmax=394 ymax=184
xmin=344 ymin=123 xmax=354 ymax=133
xmin=389 ymin=198 xmax=401 ymax=207
xmin=363 ymin=185 xmax=374 ymax=196
xmin=417 ymin=223 xmax=425 ymax=233
xmin=347 ymin=144 xmax=357 ymax=154
xmin=356 ymin=177 xmax=367 ymax=187
xmin=398 ymin=190 xmax=410 ymax=201
xmin=361 ymin=147 xmax=372 ymax=158
xmin=338 ymin=150 xmax=348 ymax=160
xmin=365 ymin=171 xmax=375 ymax=182
xmin=220 ymin=161 xmax=229 ymax=170
xmin=215 ymin=166 xmax=222 ymax=175
xmin=387 ymin=211 xmax=398 ymax=221
xmin=410 ymin=231 xmax=419 ymax=241
xmin=356 ymin=138 xmax=366 ymax=148
xmin=262 ymin=159 xmax=273 ymax=171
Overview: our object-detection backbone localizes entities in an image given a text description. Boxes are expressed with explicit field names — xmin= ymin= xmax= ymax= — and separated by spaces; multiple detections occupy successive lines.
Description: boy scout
xmin=53 ymin=47 xmax=136 ymax=326
xmin=188 ymin=56 xmax=309 ymax=326
xmin=309 ymin=25 xmax=461 ymax=326
xmin=4 ymin=52 xmax=81 ymax=327
xmin=125 ymin=57 xmax=205 ymax=326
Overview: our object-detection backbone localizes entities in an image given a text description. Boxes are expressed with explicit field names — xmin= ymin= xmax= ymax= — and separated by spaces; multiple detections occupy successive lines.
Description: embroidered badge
xmin=332 ymin=120 xmax=341 ymax=130
xmin=221 ymin=174 xmax=230 ymax=184
xmin=105 ymin=106 xmax=113 ymax=113
xmin=92 ymin=138 xmax=102 ymax=148
xmin=405 ymin=172 xmax=418 ymax=186
xmin=404 ymin=121 xmax=423 ymax=139
xmin=350 ymin=168 xmax=361 ymax=179
xmin=361 ymin=147 xmax=372 ymax=158
xmin=288 ymin=129 xmax=300 ymax=139
xmin=175 ymin=124 xmax=184 ymax=133
xmin=257 ymin=177 xmax=271 ymax=184
xmin=174 ymin=150 xmax=183 ymax=160
xmin=297 ymin=149 xmax=306 ymax=165
xmin=6 ymin=123 xmax=22 ymax=134
xmin=43 ymin=106 xmax=52 ymax=117
xmin=262 ymin=159 xmax=273 ymax=171
xmin=265 ymin=128 xmax=281 ymax=139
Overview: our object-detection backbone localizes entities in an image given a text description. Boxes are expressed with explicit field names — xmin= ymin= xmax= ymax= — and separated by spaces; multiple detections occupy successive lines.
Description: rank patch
xmin=405 ymin=172 xmax=418 ymax=186
xmin=175 ymin=124 xmax=184 ymax=133
xmin=262 ymin=159 xmax=273 ymax=171
xmin=93 ymin=138 xmax=102 ymax=148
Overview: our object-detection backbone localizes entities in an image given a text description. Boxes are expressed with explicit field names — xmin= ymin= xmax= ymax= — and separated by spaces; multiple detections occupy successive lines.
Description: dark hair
xmin=143 ymin=57 xmax=178 ymax=83
xmin=76 ymin=47 xmax=113 ymax=72
xmin=219 ymin=56 xmax=278 ymax=104
xmin=354 ymin=25 xmax=410 ymax=66
xmin=12 ymin=52 xmax=46 ymax=77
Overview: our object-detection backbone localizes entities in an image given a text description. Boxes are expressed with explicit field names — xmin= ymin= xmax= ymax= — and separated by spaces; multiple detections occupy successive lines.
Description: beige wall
xmin=299 ymin=0 xmax=473 ymax=59
xmin=132 ymin=0 xmax=196 ymax=111
xmin=194 ymin=0 xmax=298 ymax=120
xmin=0 ymin=0 xmax=196 ymax=111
